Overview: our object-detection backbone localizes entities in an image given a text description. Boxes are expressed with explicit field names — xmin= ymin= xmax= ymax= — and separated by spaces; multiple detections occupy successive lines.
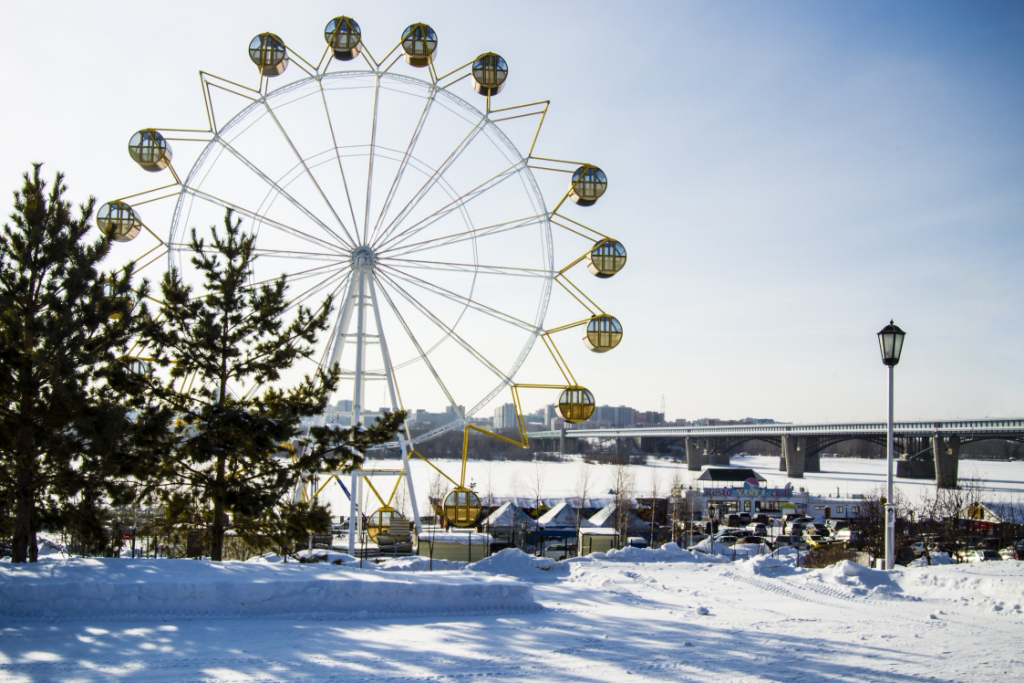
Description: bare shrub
xmin=803 ymin=544 xmax=860 ymax=569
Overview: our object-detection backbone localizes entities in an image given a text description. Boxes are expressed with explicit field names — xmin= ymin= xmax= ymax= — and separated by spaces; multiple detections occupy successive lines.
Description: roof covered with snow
xmin=588 ymin=503 xmax=648 ymax=532
xmin=537 ymin=502 xmax=594 ymax=528
xmin=483 ymin=501 xmax=537 ymax=529
xmin=697 ymin=468 xmax=768 ymax=483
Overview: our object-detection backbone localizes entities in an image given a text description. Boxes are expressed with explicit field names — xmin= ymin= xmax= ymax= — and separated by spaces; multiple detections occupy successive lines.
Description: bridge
xmin=527 ymin=418 xmax=1024 ymax=489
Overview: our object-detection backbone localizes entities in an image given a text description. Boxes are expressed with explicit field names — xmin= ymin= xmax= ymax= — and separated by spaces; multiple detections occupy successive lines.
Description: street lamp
xmin=877 ymin=320 xmax=906 ymax=570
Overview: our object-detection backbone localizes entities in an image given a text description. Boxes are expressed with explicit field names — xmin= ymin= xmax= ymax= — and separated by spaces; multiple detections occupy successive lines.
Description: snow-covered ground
xmin=2 ymin=548 xmax=1022 ymax=682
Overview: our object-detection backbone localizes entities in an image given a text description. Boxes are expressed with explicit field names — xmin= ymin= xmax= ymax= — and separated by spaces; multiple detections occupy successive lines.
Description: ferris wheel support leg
xmin=348 ymin=470 xmax=356 ymax=553
xmin=353 ymin=271 xmax=367 ymax=425
xmin=399 ymin=437 xmax=423 ymax=537
xmin=326 ymin=274 xmax=359 ymax=371
xmin=368 ymin=278 xmax=422 ymax=537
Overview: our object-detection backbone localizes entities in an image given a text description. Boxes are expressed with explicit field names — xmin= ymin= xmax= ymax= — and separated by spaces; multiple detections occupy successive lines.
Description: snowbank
xmin=0 ymin=558 xmax=537 ymax=622
xmin=467 ymin=548 xmax=563 ymax=578
xmin=827 ymin=560 xmax=904 ymax=596
xmin=688 ymin=538 xmax=768 ymax=559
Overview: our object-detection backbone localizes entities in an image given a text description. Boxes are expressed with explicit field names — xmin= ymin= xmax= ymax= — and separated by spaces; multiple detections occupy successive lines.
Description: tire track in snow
xmin=718 ymin=566 xmax=1006 ymax=633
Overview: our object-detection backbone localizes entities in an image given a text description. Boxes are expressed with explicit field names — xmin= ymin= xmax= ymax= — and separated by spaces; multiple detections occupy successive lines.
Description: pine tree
xmin=142 ymin=210 xmax=404 ymax=561
xmin=0 ymin=165 xmax=154 ymax=562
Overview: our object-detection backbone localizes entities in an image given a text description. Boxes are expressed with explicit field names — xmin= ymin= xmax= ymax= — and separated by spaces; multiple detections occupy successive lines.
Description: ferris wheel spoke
xmin=380 ymin=262 xmax=537 ymax=333
xmin=240 ymin=273 xmax=351 ymax=381
xmin=184 ymin=187 xmax=341 ymax=253
xmin=248 ymin=248 xmax=348 ymax=262
xmin=375 ymin=271 xmax=512 ymax=382
xmin=362 ymin=73 xmax=383 ymax=244
xmin=199 ymin=265 xmax=346 ymax=369
xmin=316 ymin=271 xmax=355 ymax=370
xmin=373 ymin=276 xmax=464 ymax=415
xmin=373 ymin=112 xmax=490 ymax=248
xmin=374 ymin=161 xmax=525 ymax=253
xmin=245 ymin=258 xmax=350 ymax=291
xmin=318 ymin=80 xmax=361 ymax=241
xmin=279 ymin=267 xmax=351 ymax=318
xmin=384 ymin=257 xmax=550 ymax=278
xmin=381 ymin=214 xmax=547 ymax=260
xmin=212 ymin=139 xmax=349 ymax=250
xmin=260 ymin=100 xmax=359 ymax=248
xmin=367 ymin=88 xmax=438 ymax=246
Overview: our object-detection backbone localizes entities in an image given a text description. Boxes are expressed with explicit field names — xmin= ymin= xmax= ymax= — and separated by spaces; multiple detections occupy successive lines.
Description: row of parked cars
xmin=964 ymin=541 xmax=1024 ymax=562
xmin=704 ymin=516 xmax=859 ymax=552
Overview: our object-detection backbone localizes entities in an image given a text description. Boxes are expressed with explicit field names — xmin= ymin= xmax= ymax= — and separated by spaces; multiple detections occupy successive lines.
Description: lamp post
xmin=877 ymin=320 xmax=906 ymax=570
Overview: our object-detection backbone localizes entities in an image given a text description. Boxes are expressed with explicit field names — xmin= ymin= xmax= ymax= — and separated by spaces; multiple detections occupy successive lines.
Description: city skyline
xmin=2 ymin=2 xmax=1022 ymax=423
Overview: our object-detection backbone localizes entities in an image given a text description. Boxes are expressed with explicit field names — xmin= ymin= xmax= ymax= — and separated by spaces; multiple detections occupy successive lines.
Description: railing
xmin=529 ymin=418 xmax=1024 ymax=441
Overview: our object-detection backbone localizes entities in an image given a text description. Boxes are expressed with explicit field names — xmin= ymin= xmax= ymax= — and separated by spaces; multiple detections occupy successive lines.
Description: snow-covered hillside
xmin=2 ymin=549 xmax=1021 ymax=682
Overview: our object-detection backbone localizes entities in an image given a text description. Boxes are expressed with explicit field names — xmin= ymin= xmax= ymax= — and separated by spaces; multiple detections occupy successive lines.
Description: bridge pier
xmin=558 ymin=428 xmax=578 ymax=456
xmin=933 ymin=434 xmax=960 ymax=489
xmin=708 ymin=443 xmax=730 ymax=467
xmin=896 ymin=458 xmax=934 ymax=479
xmin=782 ymin=435 xmax=806 ymax=478
xmin=685 ymin=437 xmax=706 ymax=471
xmin=805 ymin=451 xmax=821 ymax=473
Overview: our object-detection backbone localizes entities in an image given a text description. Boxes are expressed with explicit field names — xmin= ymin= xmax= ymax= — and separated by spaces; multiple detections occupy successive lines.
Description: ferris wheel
xmin=99 ymin=17 xmax=627 ymax=543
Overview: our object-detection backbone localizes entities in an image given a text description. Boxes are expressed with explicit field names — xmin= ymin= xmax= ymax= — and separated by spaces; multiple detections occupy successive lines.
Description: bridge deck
xmin=529 ymin=418 xmax=1024 ymax=440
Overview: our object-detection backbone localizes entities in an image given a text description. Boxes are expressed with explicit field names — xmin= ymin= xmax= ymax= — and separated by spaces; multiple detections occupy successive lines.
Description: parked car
xmin=805 ymin=535 xmax=833 ymax=548
xmin=787 ymin=517 xmax=814 ymax=534
xmin=803 ymin=523 xmax=830 ymax=537
xmin=715 ymin=528 xmax=750 ymax=540
xmin=624 ymin=536 xmax=649 ymax=549
xmin=771 ymin=535 xmax=808 ymax=550
xmin=683 ymin=532 xmax=709 ymax=546
xmin=716 ymin=535 xmax=739 ymax=547
xmin=543 ymin=542 xmax=576 ymax=560
xmin=735 ymin=536 xmax=767 ymax=545
xmin=746 ymin=523 xmax=767 ymax=536
xmin=999 ymin=546 xmax=1023 ymax=561
xmin=771 ymin=534 xmax=797 ymax=548
xmin=966 ymin=549 xmax=1002 ymax=562
xmin=752 ymin=514 xmax=771 ymax=525
xmin=835 ymin=529 xmax=862 ymax=547
xmin=826 ymin=519 xmax=850 ymax=532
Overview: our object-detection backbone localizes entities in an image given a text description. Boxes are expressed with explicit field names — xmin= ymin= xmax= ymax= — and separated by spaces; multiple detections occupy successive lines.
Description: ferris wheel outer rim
xmin=165 ymin=68 xmax=554 ymax=441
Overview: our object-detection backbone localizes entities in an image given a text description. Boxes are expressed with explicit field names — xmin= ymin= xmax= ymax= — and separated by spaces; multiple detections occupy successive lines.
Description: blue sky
xmin=2 ymin=1 xmax=1022 ymax=423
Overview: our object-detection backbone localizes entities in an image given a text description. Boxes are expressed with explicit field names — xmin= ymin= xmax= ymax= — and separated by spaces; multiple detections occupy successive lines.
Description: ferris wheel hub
xmin=351 ymin=245 xmax=376 ymax=271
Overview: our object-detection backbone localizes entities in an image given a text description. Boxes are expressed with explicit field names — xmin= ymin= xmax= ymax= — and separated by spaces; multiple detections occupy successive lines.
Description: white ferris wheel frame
xmin=106 ymin=21 xmax=621 ymax=547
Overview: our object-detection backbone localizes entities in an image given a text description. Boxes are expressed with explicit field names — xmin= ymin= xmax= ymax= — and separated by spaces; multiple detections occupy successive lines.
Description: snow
xmin=420 ymin=530 xmax=494 ymax=545
xmin=3 ymin=457 xmax=1023 ymax=680
xmin=3 ymin=551 xmax=1022 ymax=681
xmin=0 ymin=557 xmax=536 ymax=622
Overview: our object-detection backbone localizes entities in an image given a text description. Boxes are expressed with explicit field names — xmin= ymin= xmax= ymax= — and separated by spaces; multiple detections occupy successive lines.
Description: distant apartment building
xmin=694 ymin=417 xmax=778 ymax=426
xmin=408 ymin=404 xmax=466 ymax=430
xmin=493 ymin=403 xmax=519 ymax=430
xmin=634 ymin=411 xmax=665 ymax=426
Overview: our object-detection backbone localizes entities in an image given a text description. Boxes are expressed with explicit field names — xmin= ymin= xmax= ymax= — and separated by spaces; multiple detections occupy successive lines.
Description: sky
xmin=2 ymin=1 xmax=1023 ymax=424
